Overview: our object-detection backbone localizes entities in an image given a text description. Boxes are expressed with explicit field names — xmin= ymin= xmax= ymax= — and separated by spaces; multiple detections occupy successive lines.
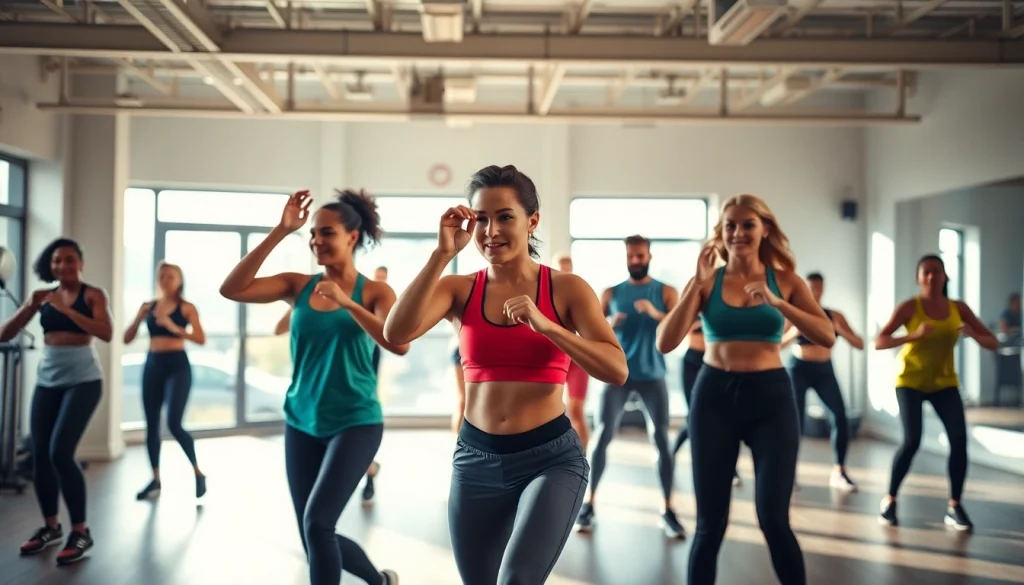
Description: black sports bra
xmin=146 ymin=302 xmax=189 ymax=337
xmin=795 ymin=308 xmax=835 ymax=346
xmin=39 ymin=285 xmax=93 ymax=334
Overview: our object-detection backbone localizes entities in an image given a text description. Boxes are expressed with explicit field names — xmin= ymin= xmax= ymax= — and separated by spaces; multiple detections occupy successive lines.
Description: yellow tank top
xmin=895 ymin=297 xmax=961 ymax=392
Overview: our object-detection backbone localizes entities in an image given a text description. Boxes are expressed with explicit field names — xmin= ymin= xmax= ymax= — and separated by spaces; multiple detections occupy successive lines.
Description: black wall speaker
xmin=841 ymin=200 xmax=858 ymax=221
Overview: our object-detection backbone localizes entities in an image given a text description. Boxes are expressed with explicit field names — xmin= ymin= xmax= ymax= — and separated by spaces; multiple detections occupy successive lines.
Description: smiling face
xmin=917 ymin=258 xmax=947 ymax=296
xmin=309 ymin=208 xmax=360 ymax=266
xmin=50 ymin=246 xmax=83 ymax=284
xmin=470 ymin=186 xmax=539 ymax=264
xmin=722 ymin=204 xmax=768 ymax=260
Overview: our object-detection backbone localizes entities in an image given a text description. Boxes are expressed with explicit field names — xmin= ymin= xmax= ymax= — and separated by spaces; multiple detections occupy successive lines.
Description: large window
xmin=0 ymin=154 xmax=26 ymax=328
xmin=356 ymin=196 xmax=485 ymax=417
xmin=121 ymin=188 xmax=311 ymax=431
xmin=569 ymin=197 xmax=709 ymax=417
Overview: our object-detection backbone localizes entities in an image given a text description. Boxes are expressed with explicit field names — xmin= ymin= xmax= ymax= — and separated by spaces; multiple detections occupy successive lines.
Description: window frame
xmin=569 ymin=196 xmax=709 ymax=420
xmin=938 ymin=226 xmax=966 ymax=384
xmin=0 ymin=151 xmax=28 ymax=310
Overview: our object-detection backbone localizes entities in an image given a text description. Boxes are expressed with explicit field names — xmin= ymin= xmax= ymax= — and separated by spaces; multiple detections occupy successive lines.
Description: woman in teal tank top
xmin=220 ymin=189 xmax=407 ymax=585
xmin=656 ymin=194 xmax=835 ymax=585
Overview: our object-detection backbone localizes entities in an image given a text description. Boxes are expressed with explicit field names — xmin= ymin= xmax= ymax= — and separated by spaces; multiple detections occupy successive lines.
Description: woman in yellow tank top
xmin=874 ymin=254 xmax=997 ymax=532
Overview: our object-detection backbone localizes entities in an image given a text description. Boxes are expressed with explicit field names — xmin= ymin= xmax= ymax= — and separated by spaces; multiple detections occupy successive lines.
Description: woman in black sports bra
xmin=781 ymin=272 xmax=863 ymax=492
xmin=0 ymin=238 xmax=113 ymax=566
xmin=123 ymin=261 xmax=208 ymax=501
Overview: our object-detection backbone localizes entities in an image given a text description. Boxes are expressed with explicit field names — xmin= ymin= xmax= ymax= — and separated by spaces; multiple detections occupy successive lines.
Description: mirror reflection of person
xmin=874 ymin=254 xmax=999 ymax=532
xmin=998 ymin=292 xmax=1021 ymax=342
xmin=274 ymin=264 xmax=389 ymax=505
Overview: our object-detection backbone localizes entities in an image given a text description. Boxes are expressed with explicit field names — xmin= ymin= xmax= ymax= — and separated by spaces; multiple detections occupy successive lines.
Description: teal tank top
xmin=608 ymin=279 xmax=667 ymax=382
xmin=283 ymin=274 xmax=382 ymax=437
xmin=701 ymin=267 xmax=785 ymax=343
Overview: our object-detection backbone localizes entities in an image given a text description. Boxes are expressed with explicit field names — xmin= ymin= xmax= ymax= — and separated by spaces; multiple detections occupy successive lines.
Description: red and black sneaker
xmin=55 ymin=529 xmax=93 ymax=566
xmin=20 ymin=525 xmax=64 ymax=555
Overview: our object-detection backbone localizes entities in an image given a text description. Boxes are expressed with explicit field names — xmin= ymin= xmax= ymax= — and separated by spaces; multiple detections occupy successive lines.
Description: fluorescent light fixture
xmin=444 ymin=76 xmax=478 ymax=104
xmin=708 ymin=0 xmax=787 ymax=46
xmin=656 ymin=91 xmax=686 ymax=106
xmin=420 ymin=0 xmax=465 ymax=43
xmin=344 ymin=83 xmax=373 ymax=101
xmin=759 ymin=77 xmax=812 ymax=106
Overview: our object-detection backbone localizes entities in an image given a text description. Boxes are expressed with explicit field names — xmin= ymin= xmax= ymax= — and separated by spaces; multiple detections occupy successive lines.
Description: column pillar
xmin=67 ymin=74 xmax=129 ymax=461
xmin=539 ymin=124 xmax=572 ymax=264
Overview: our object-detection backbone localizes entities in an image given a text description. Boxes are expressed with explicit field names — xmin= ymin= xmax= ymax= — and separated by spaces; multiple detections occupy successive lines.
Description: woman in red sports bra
xmin=385 ymin=164 xmax=627 ymax=585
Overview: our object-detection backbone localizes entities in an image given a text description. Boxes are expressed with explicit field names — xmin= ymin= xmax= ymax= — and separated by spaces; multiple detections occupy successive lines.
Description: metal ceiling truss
xmin=1 ymin=0 xmax=1022 ymax=126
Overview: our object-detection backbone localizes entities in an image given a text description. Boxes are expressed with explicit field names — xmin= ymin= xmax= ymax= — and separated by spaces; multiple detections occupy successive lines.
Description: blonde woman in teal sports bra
xmin=221 ymin=190 xmax=406 ymax=585
xmin=657 ymin=194 xmax=834 ymax=585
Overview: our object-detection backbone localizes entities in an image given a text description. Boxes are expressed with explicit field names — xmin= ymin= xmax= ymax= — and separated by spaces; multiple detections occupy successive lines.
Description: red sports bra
xmin=459 ymin=265 xmax=571 ymax=384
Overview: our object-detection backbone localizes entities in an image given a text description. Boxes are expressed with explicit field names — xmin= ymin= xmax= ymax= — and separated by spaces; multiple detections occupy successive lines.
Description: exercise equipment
xmin=0 ymin=246 xmax=34 ymax=494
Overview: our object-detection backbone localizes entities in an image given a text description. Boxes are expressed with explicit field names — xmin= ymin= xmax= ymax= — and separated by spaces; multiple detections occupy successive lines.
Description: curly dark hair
xmin=319 ymin=189 xmax=383 ymax=251
xmin=34 ymin=237 xmax=83 ymax=283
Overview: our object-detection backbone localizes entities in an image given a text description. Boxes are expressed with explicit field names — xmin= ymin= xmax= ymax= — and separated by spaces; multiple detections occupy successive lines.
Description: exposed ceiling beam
xmin=887 ymin=0 xmax=952 ymax=33
xmin=2 ymin=25 xmax=1023 ymax=69
xmin=678 ymin=69 xmax=718 ymax=105
xmin=537 ymin=64 xmax=566 ymax=115
xmin=115 ymin=58 xmax=170 ymax=95
xmin=265 ymin=0 xmax=287 ymax=28
xmin=33 ymin=102 xmax=923 ymax=127
xmin=391 ymin=64 xmax=410 ymax=106
xmin=658 ymin=0 xmax=698 ymax=36
xmin=151 ymin=0 xmax=222 ymax=50
xmin=779 ymin=68 xmax=845 ymax=105
xmin=774 ymin=0 xmax=827 ymax=34
xmin=608 ymin=67 xmax=637 ymax=104
xmin=364 ymin=0 xmax=382 ymax=30
xmin=731 ymin=68 xmax=794 ymax=111
xmin=311 ymin=62 xmax=341 ymax=101
xmin=470 ymin=0 xmax=483 ymax=32
xmin=568 ymin=0 xmax=595 ymax=34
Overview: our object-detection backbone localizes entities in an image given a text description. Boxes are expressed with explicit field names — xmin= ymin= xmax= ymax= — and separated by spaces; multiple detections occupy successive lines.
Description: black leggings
xmin=787 ymin=356 xmax=849 ymax=466
xmin=888 ymin=387 xmax=968 ymax=501
xmin=589 ymin=379 xmax=673 ymax=500
xmin=672 ymin=349 xmax=704 ymax=455
xmin=30 ymin=381 xmax=102 ymax=525
xmin=688 ymin=365 xmax=804 ymax=585
xmin=285 ymin=424 xmax=384 ymax=585
xmin=143 ymin=351 xmax=197 ymax=469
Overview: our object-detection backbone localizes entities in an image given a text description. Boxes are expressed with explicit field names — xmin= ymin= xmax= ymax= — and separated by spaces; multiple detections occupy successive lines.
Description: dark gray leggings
xmin=589 ymin=379 xmax=673 ymax=500
xmin=448 ymin=415 xmax=588 ymax=585
xmin=30 ymin=381 xmax=102 ymax=525
xmin=285 ymin=424 xmax=384 ymax=585
xmin=787 ymin=356 xmax=849 ymax=466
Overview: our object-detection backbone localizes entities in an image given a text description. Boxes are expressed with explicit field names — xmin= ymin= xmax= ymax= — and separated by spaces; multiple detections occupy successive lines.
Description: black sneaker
xmin=661 ymin=509 xmax=686 ymax=539
xmin=196 ymin=474 xmax=207 ymax=499
xmin=944 ymin=504 xmax=973 ymax=532
xmin=19 ymin=525 xmax=63 ymax=555
xmin=362 ymin=461 xmax=380 ymax=505
xmin=879 ymin=499 xmax=898 ymax=526
xmin=575 ymin=503 xmax=595 ymax=533
xmin=136 ymin=479 xmax=161 ymax=500
xmin=381 ymin=569 xmax=399 ymax=584
xmin=56 ymin=530 xmax=93 ymax=565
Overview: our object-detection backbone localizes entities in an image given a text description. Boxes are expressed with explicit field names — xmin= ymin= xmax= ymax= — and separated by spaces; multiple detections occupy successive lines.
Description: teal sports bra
xmin=701 ymin=267 xmax=785 ymax=343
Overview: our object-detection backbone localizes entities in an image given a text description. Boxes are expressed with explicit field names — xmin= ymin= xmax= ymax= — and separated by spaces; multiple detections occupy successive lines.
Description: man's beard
xmin=628 ymin=263 xmax=650 ymax=280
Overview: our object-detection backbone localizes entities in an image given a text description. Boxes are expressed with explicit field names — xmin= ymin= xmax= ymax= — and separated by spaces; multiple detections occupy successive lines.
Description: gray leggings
xmin=589 ymin=379 xmax=674 ymax=499
xmin=448 ymin=415 xmax=588 ymax=585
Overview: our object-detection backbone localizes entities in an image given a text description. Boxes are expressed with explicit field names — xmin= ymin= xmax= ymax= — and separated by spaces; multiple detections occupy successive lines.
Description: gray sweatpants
xmin=589 ymin=378 xmax=674 ymax=499
xmin=448 ymin=420 xmax=589 ymax=585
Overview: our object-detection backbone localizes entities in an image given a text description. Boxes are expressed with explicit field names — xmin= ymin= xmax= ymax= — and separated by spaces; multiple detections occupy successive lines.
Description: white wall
xmin=0 ymin=55 xmax=70 ymax=438
xmin=865 ymin=70 xmax=1024 ymax=475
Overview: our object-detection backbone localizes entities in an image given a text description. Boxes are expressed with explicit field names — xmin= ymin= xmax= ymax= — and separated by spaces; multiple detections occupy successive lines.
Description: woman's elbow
xmin=382 ymin=319 xmax=413 ymax=346
xmin=389 ymin=342 xmax=411 ymax=357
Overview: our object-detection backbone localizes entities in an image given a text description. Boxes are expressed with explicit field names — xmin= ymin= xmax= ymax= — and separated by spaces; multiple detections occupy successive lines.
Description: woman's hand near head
xmin=280 ymin=190 xmax=313 ymax=233
xmin=438 ymin=206 xmax=476 ymax=258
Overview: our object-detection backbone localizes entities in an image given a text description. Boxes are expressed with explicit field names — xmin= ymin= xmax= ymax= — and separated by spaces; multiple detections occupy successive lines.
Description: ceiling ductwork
xmin=708 ymin=0 xmax=788 ymax=46
xmin=419 ymin=0 xmax=466 ymax=43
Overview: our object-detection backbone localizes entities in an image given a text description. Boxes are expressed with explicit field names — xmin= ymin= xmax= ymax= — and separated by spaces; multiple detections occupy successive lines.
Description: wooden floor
xmin=2 ymin=430 xmax=1023 ymax=585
